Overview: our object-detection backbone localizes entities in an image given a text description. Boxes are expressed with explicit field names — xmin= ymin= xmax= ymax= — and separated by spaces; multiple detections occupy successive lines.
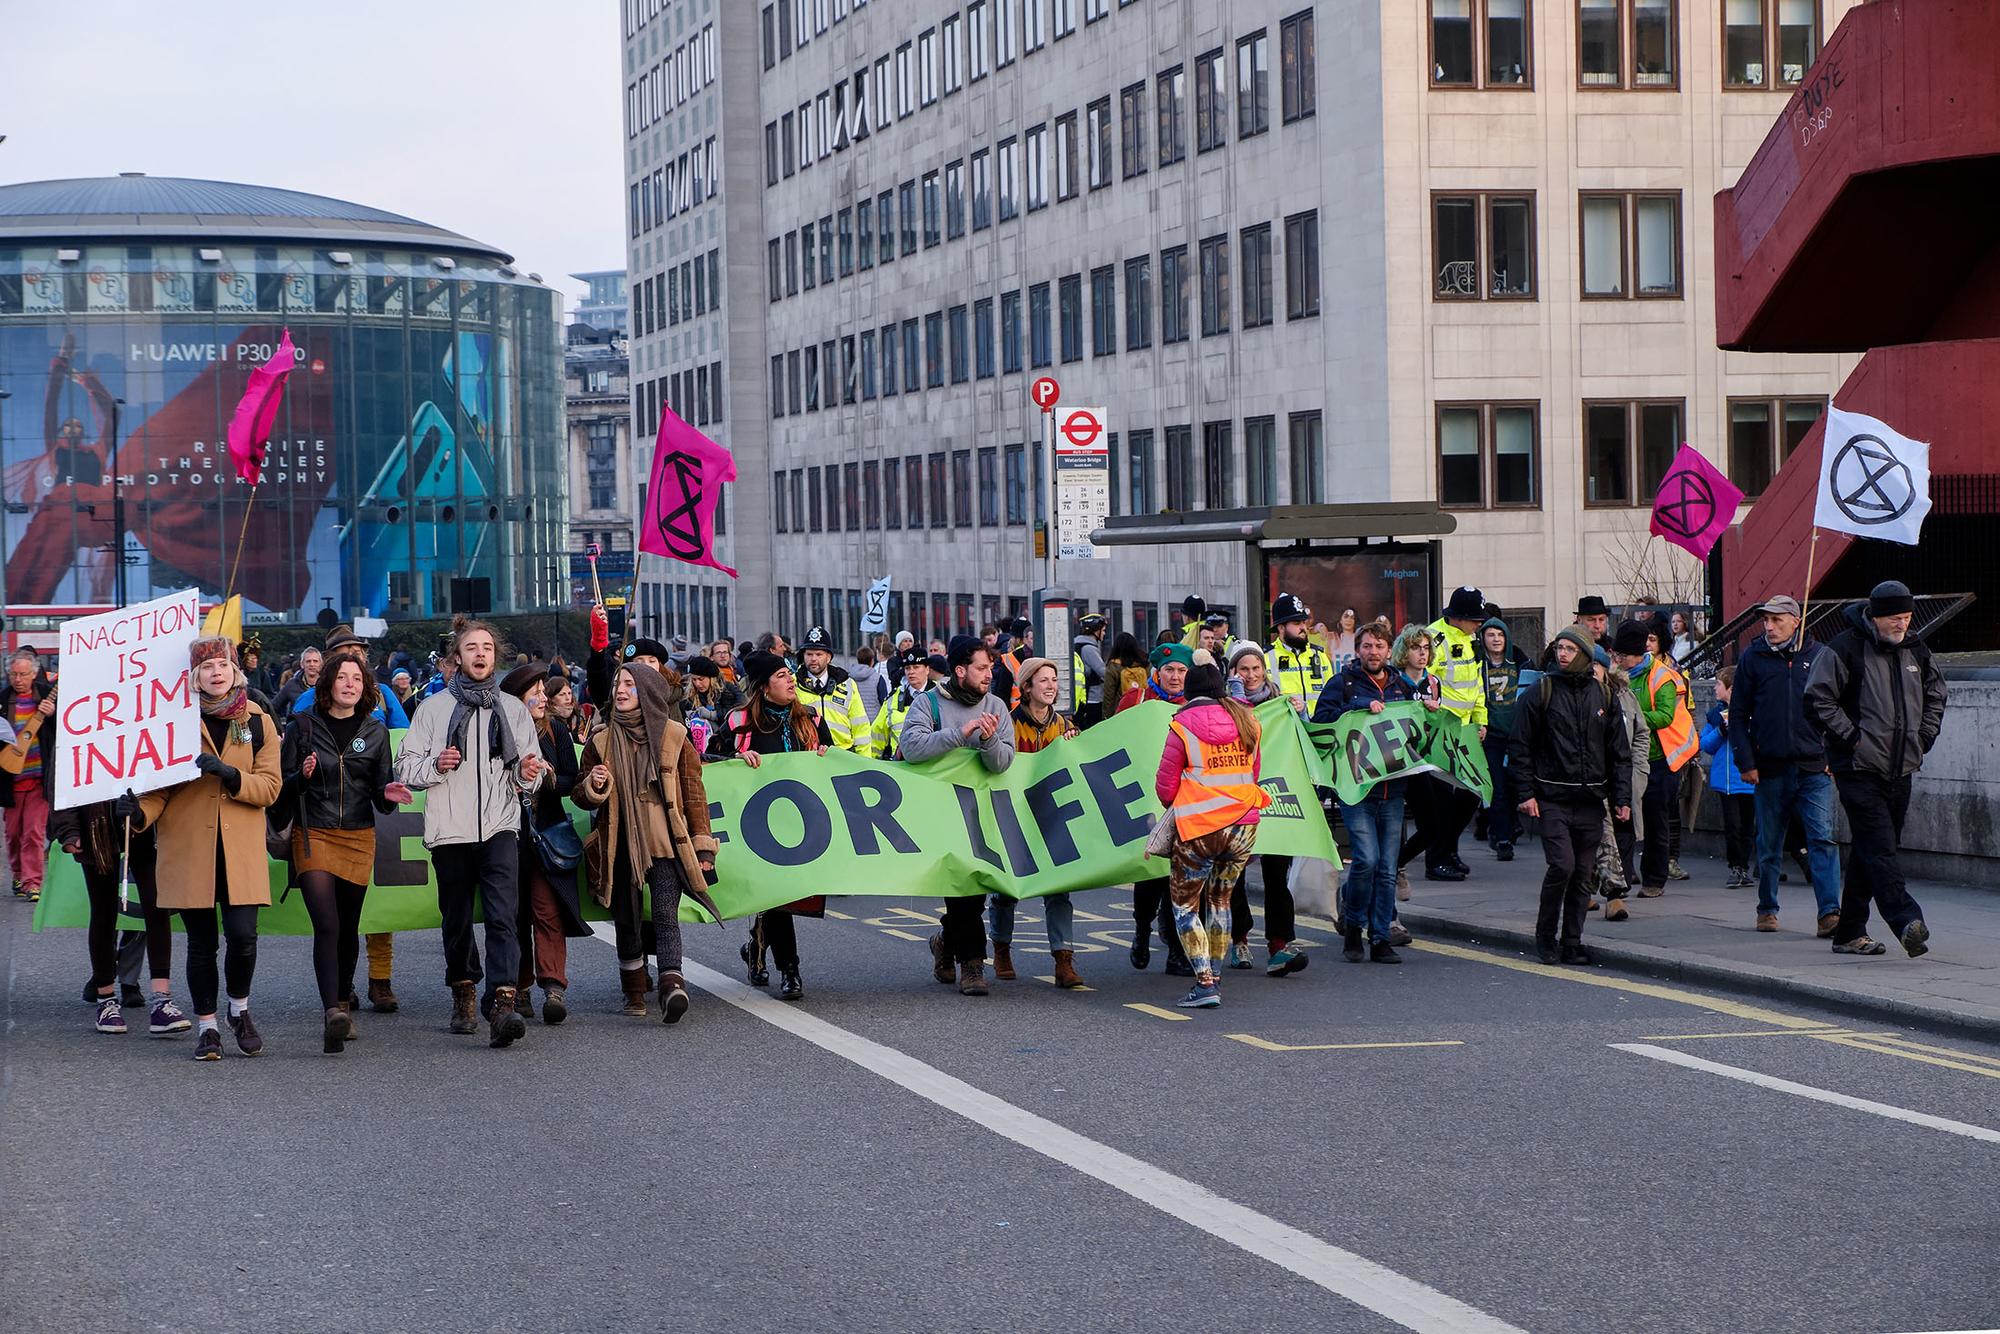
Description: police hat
xmin=801 ymin=626 xmax=833 ymax=654
xmin=1270 ymin=592 xmax=1309 ymax=625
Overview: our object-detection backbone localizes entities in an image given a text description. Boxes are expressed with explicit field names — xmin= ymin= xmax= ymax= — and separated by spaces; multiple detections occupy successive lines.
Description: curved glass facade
xmin=0 ymin=241 xmax=565 ymax=626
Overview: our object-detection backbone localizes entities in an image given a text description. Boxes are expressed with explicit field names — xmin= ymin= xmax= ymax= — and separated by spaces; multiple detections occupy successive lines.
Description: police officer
xmin=794 ymin=626 xmax=872 ymax=753
xmin=1071 ymin=613 xmax=1109 ymax=730
xmin=869 ymin=651 xmax=943 ymax=758
xmin=1265 ymin=593 xmax=1334 ymax=715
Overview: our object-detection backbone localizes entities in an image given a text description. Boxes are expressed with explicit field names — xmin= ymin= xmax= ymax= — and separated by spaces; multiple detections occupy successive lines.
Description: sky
xmin=0 ymin=0 xmax=626 ymax=315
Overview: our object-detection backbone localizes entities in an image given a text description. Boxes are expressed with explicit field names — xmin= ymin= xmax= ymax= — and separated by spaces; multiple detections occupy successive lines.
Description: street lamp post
xmin=110 ymin=397 xmax=127 ymax=611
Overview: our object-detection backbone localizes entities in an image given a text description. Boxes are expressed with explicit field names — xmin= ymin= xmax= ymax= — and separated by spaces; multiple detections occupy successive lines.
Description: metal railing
xmin=1678 ymin=593 xmax=1976 ymax=679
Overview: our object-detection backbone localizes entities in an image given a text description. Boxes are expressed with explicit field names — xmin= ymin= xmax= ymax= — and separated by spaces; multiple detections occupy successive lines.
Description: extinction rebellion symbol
xmin=1828 ymin=434 xmax=1918 ymax=527
xmin=1652 ymin=468 xmax=1717 ymax=541
xmin=654 ymin=450 xmax=706 ymax=560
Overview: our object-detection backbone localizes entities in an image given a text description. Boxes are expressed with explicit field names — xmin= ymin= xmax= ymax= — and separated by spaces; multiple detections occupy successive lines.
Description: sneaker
xmin=1227 ymin=941 xmax=1254 ymax=970
xmin=1388 ymin=921 xmax=1412 ymax=947
xmin=541 ymin=987 xmax=568 ymax=1025
xmin=1668 ymin=860 xmax=1691 ymax=882
xmin=94 ymin=995 xmax=127 ymax=1034
xmin=1831 ymin=935 xmax=1887 ymax=956
xmin=121 ymin=984 xmax=145 ymax=1008
xmin=929 ymin=932 xmax=957 ymax=985
xmin=1175 ymin=982 xmax=1222 ymax=1009
xmin=1494 ymin=842 xmax=1514 ymax=862
xmin=193 ymin=1028 xmax=222 ymax=1061
xmin=228 ymin=1010 xmax=264 ymax=1056
xmin=1816 ymin=913 xmax=1840 ymax=939
xmin=148 ymin=997 xmax=192 ymax=1035
xmin=1755 ymin=913 xmax=1779 ymax=932
xmin=1266 ymin=944 xmax=1309 ymax=976
xmin=1900 ymin=920 xmax=1931 ymax=959
xmin=1637 ymin=885 xmax=1665 ymax=898
xmin=1560 ymin=944 xmax=1593 ymax=966
xmin=1423 ymin=864 xmax=1467 ymax=882
xmin=1727 ymin=867 xmax=1752 ymax=888
xmin=1370 ymin=940 xmax=1402 ymax=964
xmin=1447 ymin=856 xmax=1471 ymax=875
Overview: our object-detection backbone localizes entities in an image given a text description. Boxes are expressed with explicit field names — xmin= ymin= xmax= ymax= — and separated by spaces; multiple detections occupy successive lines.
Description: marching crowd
xmin=9 ymin=574 xmax=1947 ymax=1057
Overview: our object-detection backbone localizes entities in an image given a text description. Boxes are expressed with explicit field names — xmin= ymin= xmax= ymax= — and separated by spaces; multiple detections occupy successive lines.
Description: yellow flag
xmin=200 ymin=595 xmax=243 ymax=643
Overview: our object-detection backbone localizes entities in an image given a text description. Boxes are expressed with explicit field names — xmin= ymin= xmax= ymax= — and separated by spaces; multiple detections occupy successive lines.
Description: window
xmin=907 ymin=454 xmax=926 ymax=527
xmin=998 ymin=137 xmax=1021 ymax=220
xmin=996 ymin=0 xmax=1017 ymax=64
xmin=845 ymin=462 xmax=862 ymax=530
xmin=970 ymin=1 xmax=990 ymax=79
xmin=1029 ymin=282 xmax=1053 ymax=368
xmin=975 ymin=296 xmax=996 ymax=377
xmin=1120 ymin=82 xmax=1148 ymax=178
xmin=920 ymin=27 xmax=939 ymax=106
xmin=880 ymin=322 xmax=898 ymax=395
xmin=861 ymin=329 xmax=878 ymax=399
xmin=971 ymin=149 xmax=992 ymax=230
xmin=929 ymin=451 xmax=949 ymax=528
xmin=771 ymin=355 xmax=786 ymax=419
xmin=896 ymin=41 xmax=915 ymax=115
xmin=946 ymin=159 xmax=966 ymax=239
xmin=821 ymin=216 xmax=835 ymax=284
xmin=877 ymin=191 xmax=895 ymax=265
xmin=1087 ymin=0 xmax=1109 ymax=19
xmin=1240 ymin=224 xmax=1274 ymax=328
xmin=942 ymin=15 xmax=964 ymax=92
xmin=1004 ymin=443 xmax=1028 ymax=524
xmin=859 ymin=199 xmax=875 ymax=268
xmin=949 ymin=304 xmax=970 ymax=383
xmin=952 ymin=449 xmax=973 ymax=527
xmin=1437 ymin=402 xmax=1541 ymax=508
xmin=1244 ymin=416 xmax=1277 ymax=506
xmin=1199 ymin=234 xmax=1230 ymax=337
xmin=1054 ymin=0 xmax=1076 ymax=38
xmin=922 ymin=170 xmax=941 ymax=247
xmin=903 ymin=318 xmax=921 ymax=392
xmin=1201 ymin=421 xmax=1234 ymax=508
xmin=801 ymin=225 xmax=817 ymax=292
xmin=1025 ymin=123 xmax=1049 ymax=211
xmin=1001 ymin=289 xmax=1023 ymax=372
xmin=1164 ymin=425 xmax=1195 ymax=510
xmin=841 ymin=335 xmax=858 ymax=404
xmin=1128 ymin=429 xmax=1156 ymax=512
xmin=838 ymin=208 xmax=854 ymax=276
xmin=765 ymin=122 xmax=781 ymax=185
xmin=1579 ymin=0 xmax=1678 ymax=89
xmin=1288 ymin=411 xmax=1324 ymax=503
xmin=1087 ymin=97 xmax=1113 ymax=189
xmin=925 ymin=311 xmax=945 ymax=387
xmin=1580 ymin=191 xmax=1681 ymax=298
xmin=1237 ymin=31 xmax=1270 ymax=138
xmin=1125 ymin=255 xmax=1153 ymax=348
xmin=803 ymin=345 xmax=821 ymax=411
xmin=1281 ymin=9 xmax=1316 ymax=121
xmin=768 ymin=238 xmax=783 ymax=303
xmin=1055 ymin=112 xmax=1079 ymax=201
xmin=1584 ymin=399 xmax=1684 ymax=505
xmin=808 ymin=465 xmax=825 ymax=530
xmin=1725 ymin=0 xmax=1819 ymax=89
xmin=900 ymin=181 xmax=918 ymax=255
xmin=1432 ymin=1 xmax=1533 ymax=88
xmin=864 ymin=460 xmax=882 ymax=530
xmin=1058 ymin=275 xmax=1084 ymax=362
xmin=1196 ymin=49 xmax=1227 ymax=152
xmin=978 ymin=446 xmax=1000 ymax=526
xmin=1157 ymin=66 xmax=1186 ymax=166
xmin=1728 ymin=395 xmax=1825 ymax=497
xmin=1283 ymin=211 xmax=1320 ymax=321
xmin=1161 ymin=245 xmax=1190 ymax=344
xmin=773 ymin=468 xmax=790 ymax=530
xmin=1091 ymin=265 xmax=1117 ymax=356
xmin=1432 ymin=192 xmax=1536 ymax=299
xmin=1024 ymin=0 xmax=1046 ymax=50
xmin=886 ymin=458 xmax=903 ymax=529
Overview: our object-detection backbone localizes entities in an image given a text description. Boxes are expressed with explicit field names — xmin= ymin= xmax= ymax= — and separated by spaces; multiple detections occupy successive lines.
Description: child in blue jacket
xmin=1700 ymin=666 xmax=1755 ymax=887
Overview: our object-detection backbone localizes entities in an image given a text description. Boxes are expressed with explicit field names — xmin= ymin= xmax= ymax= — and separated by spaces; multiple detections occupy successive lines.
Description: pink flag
xmin=639 ymin=404 xmax=738 ymax=578
xmin=1649 ymin=444 xmax=1744 ymax=560
xmin=224 ymin=329 xmax=296 ymax=485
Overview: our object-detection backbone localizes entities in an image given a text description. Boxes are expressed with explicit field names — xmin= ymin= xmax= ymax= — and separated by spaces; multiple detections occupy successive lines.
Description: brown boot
xmin=659 ymin=970 xmax=690 ymax=1025
xmin=448 ymin=981 xmax=479 ymax=1035
xmin=488 ymin=986 xmax=526 ymax=1048
xmin=515 ymin=986 xmax=535 ymax=1021
xmin=992 ymin=942 xmax=1016 ymax=980
xmin=367 ymin=977 xmax=398 ymax=1012
xmin=958 ymin=960 xmax=988 ymax=996
xmin=1052 ymin=950 xmax=1083 ymax=989
xmin=929 ymin=932 xmax=956 ymax=985
xmin=1604 ymin=897 xmax=1630 ymax=922
xmin=619 ymin=967 xmax=652 ymax=1017
xmin=340 ymin=1002 xmax=358 ymax=1041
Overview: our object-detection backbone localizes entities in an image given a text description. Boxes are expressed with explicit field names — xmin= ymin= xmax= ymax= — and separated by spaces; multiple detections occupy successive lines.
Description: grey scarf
xmin=445 ymin=670 xmax=520 ymax=768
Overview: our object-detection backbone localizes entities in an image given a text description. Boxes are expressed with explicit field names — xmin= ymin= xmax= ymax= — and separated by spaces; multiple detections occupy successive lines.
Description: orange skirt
xmin=293 ymin=825 xmax=376 ymax=883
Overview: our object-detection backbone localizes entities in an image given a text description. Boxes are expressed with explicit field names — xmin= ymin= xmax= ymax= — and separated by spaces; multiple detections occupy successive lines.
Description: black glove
xmin=112 ymin=792 xmax=138 ymax=825
xmin=195 ymin=751 xmax=242 ymax=794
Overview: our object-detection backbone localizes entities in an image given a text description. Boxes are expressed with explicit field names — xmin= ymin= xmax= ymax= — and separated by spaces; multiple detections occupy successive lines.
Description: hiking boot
xmin=1370 ymin=940 xmax=1402 ymax=964
xmin=121 ymin=983 xmax=145 ymax=1008
xmin=930 ymin=932 xmax=958 ymax=985
xmin=1668 ymin=860 xmax=1690 ymax=881
xmin=542 ymin=987 xmax=568 ymax=1025
xmin=992 ymin=942 xmax=1016 ymax=980
xmin=488 ymin=987 xmax=527 ymax=1047
xmin=94 ymin=995 xmax=127 ymax=1034
xmin=958 ymin=960 xmax=988 ymax=996
xmin=449 ymin=981 xmax=480 ymax=1033
xmin=342 ymin=1005 xmax=359 ymax=1041
xmin=1129 ymin=933 xmax=1151 ymax=970
xmin=368 ymin=977 xmax=400 ymax=1013
xmin=1266 ymin=943 xmax=1309 ymax=976
xmin=1560 ymin=944 xmax=1593 ymax=966
xmin=1604 ymin=898 xmax=1630 ymax=922
xmin=1637 ymin=885 xmax=1664 ymax=898
xmin=193 ymin=1028 xmax=222 ymax=1061
xmin=515 ymin=988 xmax=535 ymax=1021
xmin=1343 ymin=924 xmax=1365 ymax=963
xmin=1900 ymin=920 xmax=1931 ymax=958
xmin=1832 ymin=935 xmax=1886 ymax=956
xmin=778 ymin=968 xmax=804 ymax=1002
xmin=1388 ymin=921 xmax=1412 ymax=947
xmin=1535 ymin=938 xmax=1560 ymax=965
xmin=1051 ymin=950 xmax=1083 ymax=989
xmin=619 ymin=969 xmax=651 ymax=1017
xmin=1727 ymin=867 xmax=1752 ymax=888
xmin=1448 ymin=855 xmax=1471 ymax=875
xmin=1227 ymin=940 xmax=1254 ymax=970
xmin=1755 ymin=913 xmax=1779 ymax=932
xmin=323 ymin=1007 xmax=348 ymax=1055
xmin=1494 ymin=842 xmax=1514 ymax=862
xmin=1396 ymin=866 xmax=1411 ymax=900
xmin=740 ymin=938 xmax=770 ymax=988
xmin=1816 ymin=913 xmax=1840 ymax=939
xmin=148 ymin=996 xmax=191 ymax=1035
xmin=660 ymin=971 xmax=691 ymax=1023
xmin=228 ymin=1010 xmax=264 ymax=1056
xmin=1175 ymin=982 xmax=1222 ymax=1009
xmin=1424 ymin=864 xmax=1466 ymax=882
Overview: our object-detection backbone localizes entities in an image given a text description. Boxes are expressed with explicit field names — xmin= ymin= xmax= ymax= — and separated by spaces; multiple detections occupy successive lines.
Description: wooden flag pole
xmin=224 ymin=483 xmax=261 ymax=599
xmin=1795 ymin=527 xmax=1822 ymax=648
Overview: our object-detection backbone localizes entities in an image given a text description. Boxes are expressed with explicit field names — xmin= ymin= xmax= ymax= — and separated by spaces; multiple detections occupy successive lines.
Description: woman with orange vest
xmin=1153 ymin=655 xmax=1272 ymax=1009
xmin=1609 ymin=619 xmax=1696 ymax=899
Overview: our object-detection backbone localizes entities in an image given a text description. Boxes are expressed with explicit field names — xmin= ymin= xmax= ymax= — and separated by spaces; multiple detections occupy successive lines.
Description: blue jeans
xmin=1338 ymin=794 xmax=1405 ymax=939
xmin=1753 ymin=767 xmax=1841 ymax=918
xmin=988 ymin=893 xmax=1074 ymax=953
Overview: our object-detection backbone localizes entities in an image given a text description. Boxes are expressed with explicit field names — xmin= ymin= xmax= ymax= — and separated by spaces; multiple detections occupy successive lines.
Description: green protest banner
xmin=1300 ymin=702 xmax=1491 ymax=806
xmin=33 ymin=699 xmax=1337 ymax=937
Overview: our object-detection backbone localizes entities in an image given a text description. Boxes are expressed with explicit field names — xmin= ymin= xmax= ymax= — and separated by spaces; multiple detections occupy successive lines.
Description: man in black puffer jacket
xmin=1804 ymin=582 xmax=1947 ymax=959
xmin=1510 ymin=627 xmax=1632 ymax=965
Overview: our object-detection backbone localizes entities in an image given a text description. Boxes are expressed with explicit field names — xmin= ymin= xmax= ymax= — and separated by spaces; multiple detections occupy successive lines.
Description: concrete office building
xmin=564 ymin=322 xmax=638 ymax=605
xmin=622 ymin=0 xmax=1860 ymax=653
xmin=570 ymin=269 xmax=631 ymax=334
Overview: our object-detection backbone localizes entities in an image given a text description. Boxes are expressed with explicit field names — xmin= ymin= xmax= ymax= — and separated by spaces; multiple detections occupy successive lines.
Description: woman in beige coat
xmin=133 ymin=637 xmax=282 ymax=1061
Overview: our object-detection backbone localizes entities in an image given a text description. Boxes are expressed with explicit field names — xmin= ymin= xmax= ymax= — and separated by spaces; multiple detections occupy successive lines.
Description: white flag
xmin=859 ymin=575 xmax=891 ymax=635
xmin=1814 ymin=406 xmax=1932 ymax=546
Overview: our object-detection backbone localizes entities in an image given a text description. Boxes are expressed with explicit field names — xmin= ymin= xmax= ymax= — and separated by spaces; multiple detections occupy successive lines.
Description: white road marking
xmin=1612 ymin=1043 xmax=2000 ymax=1146
xmin=671 ymin=954 xmax=1525 ymax=1333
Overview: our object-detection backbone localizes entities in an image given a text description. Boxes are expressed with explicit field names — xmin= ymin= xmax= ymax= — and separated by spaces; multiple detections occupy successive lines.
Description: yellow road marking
xmin=1865 ymin=1034 xmax=2000 ymax=1070
xmin=881 ymin=928 xmax=926 ymax=942
xmin=823 ymin=908 xmax=854 ymax=920
xmin=1811 ymin=1034 xmax=2000 ymax=1081
xmin=1035 ymin=975 xmax=1097 ymax=992
xmin=1640 ymin=1027 xmax=1855 ymax=1041
xmin=1227 ymin=1034 xmax=1464 ymax=1053
xmin=1125 ymin=1003 xmax=1192 ymax=1022
xmin=887 ymin=906 xmax=938 ymax=922
xmin=1069 ymin=907 xmax=1119 ymax=922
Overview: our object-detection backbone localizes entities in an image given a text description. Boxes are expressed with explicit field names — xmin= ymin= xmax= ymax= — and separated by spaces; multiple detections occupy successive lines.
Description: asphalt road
xmin=3 ymin=885 xmax=1998 ymax=1334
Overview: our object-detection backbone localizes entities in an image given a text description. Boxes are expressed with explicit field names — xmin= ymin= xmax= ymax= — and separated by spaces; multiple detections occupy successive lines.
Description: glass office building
xmin=0 ymin=175 xmax=565 ymax=627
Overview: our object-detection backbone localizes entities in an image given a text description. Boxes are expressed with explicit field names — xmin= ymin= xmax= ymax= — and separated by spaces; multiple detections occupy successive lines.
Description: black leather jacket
xmin=280 ymin=709 xmax=399 ymax=831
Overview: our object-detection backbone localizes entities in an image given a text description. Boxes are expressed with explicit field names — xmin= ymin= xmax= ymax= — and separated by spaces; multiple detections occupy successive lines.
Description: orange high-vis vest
xmin=1000 ymin=649 xmax=1024 ymax=709
xmin=1647 ymin=658 xmax=1699 ymax=773
xmin=1167 ymin=720 xmax=1272 ymax=840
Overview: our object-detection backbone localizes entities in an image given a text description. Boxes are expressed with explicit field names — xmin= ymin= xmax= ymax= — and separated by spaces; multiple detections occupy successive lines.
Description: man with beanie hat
xmin=1266 ymin=592 xmax=1333 ymax=714
xmin=1511 ymin=628 xmax=1632 ymax=964
xmin=1477 ymin=615 xmax=1524 ymax=859
xmin=1804 ymin=581 xmax=1946 ymax=958
xmin=901 ymin=635 xmax=1015 ymax=995
xmin=795 ymin=626 xmax=872 ymax=753
xmin=1425 ymin=586 xmax=1491 ymax=875
xmin=1610 ymin=617 xmax=1696 ymax=900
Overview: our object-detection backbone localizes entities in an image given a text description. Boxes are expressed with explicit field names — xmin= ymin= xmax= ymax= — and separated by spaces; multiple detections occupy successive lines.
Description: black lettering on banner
xmin=1258 ymin=775 xmax=1305 ymax=820
xmin=987 ymin=789 xmax=1040 ymax=877
xmin=830 ymin=770 xmax=920 ymax=855
xmin=1024 ymin=768 xmax=1088 ymax=867
xmin=1081 ymin=750 xmax=1152 ymax=846
xmin=1343 ymin=729 xmax=1381 ymax=785
xmin=738 ymin=779 xmax=833 ymax=867
xmin=707 ymin=800 xmax=729 ymax=844
xmin=955 ymin=784 xmax=1004 ymax=870
xmin=371 ymin=809 xmax=431 ymax=887
xmin=1371 ymin=717 xmax=1411 ymax=774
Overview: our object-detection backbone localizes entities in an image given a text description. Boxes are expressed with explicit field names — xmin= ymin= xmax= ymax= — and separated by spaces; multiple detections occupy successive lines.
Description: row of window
xmin=626 ymin=137 xmax=721 ymax=240
xmin=1437 ymin=394 xmax=1825 ymax=511
xmin=764 ymin=0 xmax=1140 ymax=73
xmin=772 ymin=586 xmax=1179 ymax=661
xmin=1433 ymin=190 xmax=1683 ymax=302
xmin=632 ymin=248 xmax=720 ymax=340
xmin=759 ymin=9 xmax=1315 ymax=191
xmin=641 ymin=579 xmax=733 ymax=653
xmin=623 ymin=0 xmax=692 ymax=39
xmin=623 ymin=22 xmax=717 ymax=139
xmin=1429 ymin=0 xmax=1822 ymax=93
xmin=634 ymin=358 xmax=728 ymax=439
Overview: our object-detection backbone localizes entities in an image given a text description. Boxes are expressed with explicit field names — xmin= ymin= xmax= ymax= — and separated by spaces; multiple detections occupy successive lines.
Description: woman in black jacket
xmin=280 ymin=648 xmax=411 ymax=1054
xmin=502 ymin=664 xmax=590 ymax=1024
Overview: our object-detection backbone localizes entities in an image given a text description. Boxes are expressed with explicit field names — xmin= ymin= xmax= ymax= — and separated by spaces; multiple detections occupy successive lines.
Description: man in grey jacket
xmin=1072 ymin=613 xmax=1109 ymax=730
xmin=902 ymin=634 xmax=1015 ymax=995
xmin=1804 ymin=582 xmax=1947 ymax=958
xmin=396 ymin=621 xmax=548 ymax=1044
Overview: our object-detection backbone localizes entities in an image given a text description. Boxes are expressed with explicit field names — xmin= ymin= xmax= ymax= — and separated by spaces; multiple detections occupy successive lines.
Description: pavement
xmin=1396 ymin=840 xmax=2000 ymax=1038
xmin=5 ymin=880 xmax=2000 ymax=1334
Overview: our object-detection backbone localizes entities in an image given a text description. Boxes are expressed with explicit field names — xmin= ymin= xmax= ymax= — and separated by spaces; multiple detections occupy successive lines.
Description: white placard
xmin=54 ymin=589 xmax=203 ymax=810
